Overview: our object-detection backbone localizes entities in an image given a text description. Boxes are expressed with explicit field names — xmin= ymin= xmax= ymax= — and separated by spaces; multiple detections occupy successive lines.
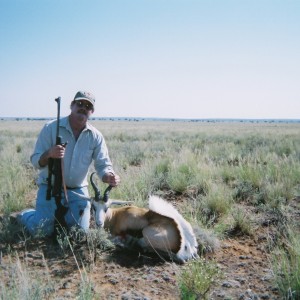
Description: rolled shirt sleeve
xmin=93 ymin=133 xmax=115 ymax=179
xmin=30 ymin=120 xmax=56 ymax=170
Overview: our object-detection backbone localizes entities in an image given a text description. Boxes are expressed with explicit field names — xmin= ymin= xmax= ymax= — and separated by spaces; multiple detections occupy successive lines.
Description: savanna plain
xmin=0 ymin=119 xmax=300 ymax=299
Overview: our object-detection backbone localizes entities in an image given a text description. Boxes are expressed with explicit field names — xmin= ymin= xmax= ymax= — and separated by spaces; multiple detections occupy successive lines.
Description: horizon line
xmin=1 ymin=116 xmax=300 ymax=123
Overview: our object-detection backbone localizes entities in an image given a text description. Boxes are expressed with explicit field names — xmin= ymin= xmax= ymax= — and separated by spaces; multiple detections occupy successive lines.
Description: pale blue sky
xmin=1 ymin=0 xmax=299 ymax=119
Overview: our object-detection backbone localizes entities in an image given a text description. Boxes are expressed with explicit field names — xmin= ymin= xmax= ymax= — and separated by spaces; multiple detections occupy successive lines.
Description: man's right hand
xmin=38 ymin=145 xmax=65 ymax=167
xmin=48 ymin=145 xmax=65 ymax=159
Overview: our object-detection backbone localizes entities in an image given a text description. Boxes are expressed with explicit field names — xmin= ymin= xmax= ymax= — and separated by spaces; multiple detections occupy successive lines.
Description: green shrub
xmin=230 ymin=207 xmax=254 ymax=236
xmin=178 ymin=258 xmax=222 ymax=299
xmin=272 ymin=226 xmax=300 ymax=299
xmin=200 ymin=183 xmax=232 ymax=225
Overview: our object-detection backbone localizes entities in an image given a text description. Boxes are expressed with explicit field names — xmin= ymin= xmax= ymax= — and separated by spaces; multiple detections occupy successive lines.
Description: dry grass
xmin=1 ymin=119 xmax=300 ymax=298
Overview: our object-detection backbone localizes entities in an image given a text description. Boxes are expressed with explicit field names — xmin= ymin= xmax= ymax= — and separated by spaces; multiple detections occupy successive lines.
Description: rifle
xmin=46 ymin=97 xmax=68 ymax=238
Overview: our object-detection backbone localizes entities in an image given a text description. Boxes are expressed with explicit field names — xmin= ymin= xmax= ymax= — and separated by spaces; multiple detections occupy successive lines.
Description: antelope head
xmin=90 ymin=172 xmax=131 ymax=227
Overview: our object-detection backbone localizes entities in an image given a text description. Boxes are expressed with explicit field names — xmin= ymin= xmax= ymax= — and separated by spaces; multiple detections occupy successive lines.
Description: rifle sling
xmin=52 ymin=157 xmax=81 ymax=238
xmin=60 ymin=157 xmax=79 ymax=227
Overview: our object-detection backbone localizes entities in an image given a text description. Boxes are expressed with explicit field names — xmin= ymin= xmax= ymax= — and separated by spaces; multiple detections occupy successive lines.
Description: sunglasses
xmin=76 ymin=101 xmax=93 ymax=111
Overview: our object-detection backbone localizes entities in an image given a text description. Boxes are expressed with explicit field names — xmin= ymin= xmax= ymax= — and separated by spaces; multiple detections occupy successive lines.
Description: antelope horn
xmin=103 ymin=185 xmax=113 ymax=203
xmin=90 ymin=172 xmax=101 ymax=202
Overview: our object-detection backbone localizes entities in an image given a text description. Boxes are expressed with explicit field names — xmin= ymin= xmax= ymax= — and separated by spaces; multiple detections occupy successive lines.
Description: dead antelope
xmin=90 ymin=173 xmax=198 ymax=263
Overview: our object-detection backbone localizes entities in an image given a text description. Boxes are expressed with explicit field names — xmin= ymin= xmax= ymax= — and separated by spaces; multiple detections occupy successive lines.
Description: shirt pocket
xmin=81 ymin=149 xmax=93 ymax=165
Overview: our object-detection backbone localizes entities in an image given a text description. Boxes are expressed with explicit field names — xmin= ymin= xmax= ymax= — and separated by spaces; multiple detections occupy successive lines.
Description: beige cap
xmin=74 ymin=91 xmax=95 ymax=106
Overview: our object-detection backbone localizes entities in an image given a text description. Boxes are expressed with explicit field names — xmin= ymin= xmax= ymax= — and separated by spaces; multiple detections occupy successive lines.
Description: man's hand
xmin=49 ymin=145 xmax=65 ymax=159
xmin=102 ymin=172 xmax=121 ymax=187
xmin=38 ymin=145 xmax=65 ymax=167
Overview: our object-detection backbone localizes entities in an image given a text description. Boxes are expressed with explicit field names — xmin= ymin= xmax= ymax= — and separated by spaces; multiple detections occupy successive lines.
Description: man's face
xmin=71 ymin=100 xmax=94 ymax=121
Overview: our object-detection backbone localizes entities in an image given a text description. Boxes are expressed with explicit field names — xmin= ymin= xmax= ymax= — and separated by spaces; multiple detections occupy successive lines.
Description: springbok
xmin=90 ymin=173 xmax=198 ymax=263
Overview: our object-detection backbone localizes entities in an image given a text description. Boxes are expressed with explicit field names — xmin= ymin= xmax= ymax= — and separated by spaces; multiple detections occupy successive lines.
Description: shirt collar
xmin=60 ymin=116 xmax=69 ymax=128
xmin=60 ymin=116 xmax=93 ymax=133
xmin=85 ymin=121 xmax=93 ymax=131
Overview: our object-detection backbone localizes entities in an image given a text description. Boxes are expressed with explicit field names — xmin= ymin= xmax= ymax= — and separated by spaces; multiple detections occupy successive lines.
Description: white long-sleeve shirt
xmin=31 ymin=116 xmax=114 ymax=187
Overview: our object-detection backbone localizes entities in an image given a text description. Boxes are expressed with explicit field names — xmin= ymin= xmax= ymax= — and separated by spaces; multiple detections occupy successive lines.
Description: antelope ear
xmin=110 ymin=199 xmax=133 ymax=206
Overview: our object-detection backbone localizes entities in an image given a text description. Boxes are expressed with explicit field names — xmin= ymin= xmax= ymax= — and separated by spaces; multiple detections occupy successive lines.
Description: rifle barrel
xmin=55 ymin=97 xmax=61 ymax=141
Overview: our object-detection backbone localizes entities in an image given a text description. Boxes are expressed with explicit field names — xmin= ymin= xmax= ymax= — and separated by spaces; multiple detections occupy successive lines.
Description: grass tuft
xmin=178 ymin=258 xmax=222 ymax=299
xmin=271 ymin=226 xmax=300 ymax=299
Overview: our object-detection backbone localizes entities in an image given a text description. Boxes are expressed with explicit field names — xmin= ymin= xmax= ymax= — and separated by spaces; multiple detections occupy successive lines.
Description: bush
xmin=178 ymin=258 xmax=222 ymax=299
